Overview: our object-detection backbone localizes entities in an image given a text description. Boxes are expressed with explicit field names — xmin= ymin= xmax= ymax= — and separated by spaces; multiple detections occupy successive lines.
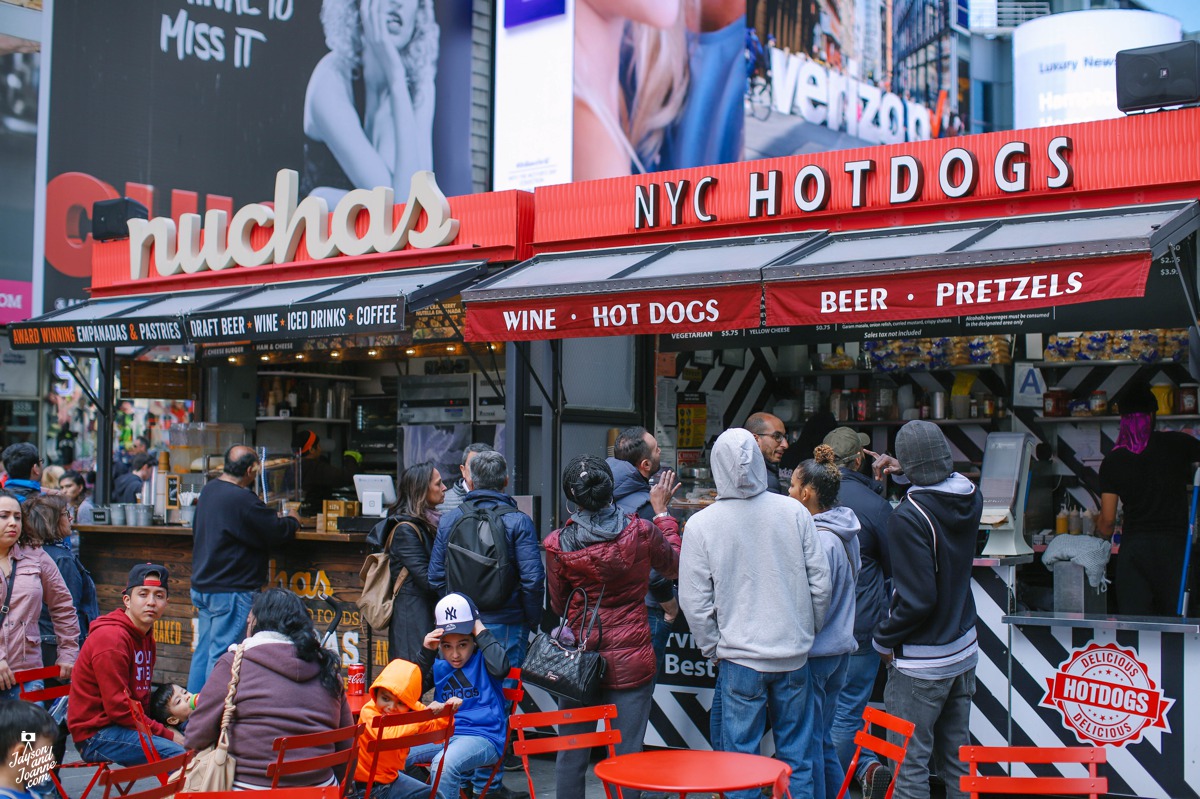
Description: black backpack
xmin=443 ymin=499 xmax=522 ymax=611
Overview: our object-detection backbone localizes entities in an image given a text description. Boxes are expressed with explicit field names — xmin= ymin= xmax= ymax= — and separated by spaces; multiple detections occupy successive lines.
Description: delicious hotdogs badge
xmin=1041 ymin=642 xmax=1173 ymax=747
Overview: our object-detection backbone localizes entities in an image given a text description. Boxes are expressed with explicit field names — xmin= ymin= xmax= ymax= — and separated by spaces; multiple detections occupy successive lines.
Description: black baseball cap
xmin=125 ymin=563 xmax=169 ymax=595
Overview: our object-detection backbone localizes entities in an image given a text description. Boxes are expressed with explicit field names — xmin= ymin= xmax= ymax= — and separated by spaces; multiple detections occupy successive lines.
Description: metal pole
xmin=96 ymin=349 xmax=116 ymax=505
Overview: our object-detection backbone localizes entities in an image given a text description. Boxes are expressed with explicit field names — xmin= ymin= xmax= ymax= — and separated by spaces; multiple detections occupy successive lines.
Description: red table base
xmin=594 ymin=750 xmax=789 ymax=796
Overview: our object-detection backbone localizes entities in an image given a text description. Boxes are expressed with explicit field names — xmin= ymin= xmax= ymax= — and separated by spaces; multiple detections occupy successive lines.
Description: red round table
xmin=593 ymin=750 xmax=790 ymax=796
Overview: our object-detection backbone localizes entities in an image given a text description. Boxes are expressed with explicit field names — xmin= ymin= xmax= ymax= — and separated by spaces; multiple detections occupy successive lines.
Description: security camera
xmin=20 ymin=732 xmax=35 ymax=743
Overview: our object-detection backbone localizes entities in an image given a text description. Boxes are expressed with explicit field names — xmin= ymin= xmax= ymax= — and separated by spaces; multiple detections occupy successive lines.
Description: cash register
xmin=978 ymin=432 xmax=1036 ymax=556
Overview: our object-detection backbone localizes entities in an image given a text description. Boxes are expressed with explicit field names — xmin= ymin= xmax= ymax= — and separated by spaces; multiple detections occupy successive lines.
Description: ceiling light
xmin=227 ymin=356 xmax=237 ymax=364
xmin=260 ymin=355 xmax=269 ymax=361
xmin=368 ymin=349 xmax=378 ymax=357
xmin=405 ymin=348 xmax=416 ymax=356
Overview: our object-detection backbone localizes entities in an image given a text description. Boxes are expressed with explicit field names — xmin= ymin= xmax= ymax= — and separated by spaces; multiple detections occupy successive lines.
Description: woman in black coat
xmin=386 ymin=461 xmax=445 ymax=664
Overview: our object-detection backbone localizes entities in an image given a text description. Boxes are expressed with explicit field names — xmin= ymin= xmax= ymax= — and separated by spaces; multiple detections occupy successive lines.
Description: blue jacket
xmin=836 ymin=468 xmax=894 ymax=647
xmin=606 ymin=458 xmax=674 ymax=607
xmin=429 ymin=490 xmax=545 ymax=628
xmin=416 ymin=628 xmax=509 ymax=757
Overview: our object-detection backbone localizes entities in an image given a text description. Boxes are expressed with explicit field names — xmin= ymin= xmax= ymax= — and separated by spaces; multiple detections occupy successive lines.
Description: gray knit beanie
xmin=895 ymin=420 xmax=953 ymax=486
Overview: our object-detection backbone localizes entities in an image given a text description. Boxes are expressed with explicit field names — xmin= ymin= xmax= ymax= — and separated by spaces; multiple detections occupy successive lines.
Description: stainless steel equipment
xmin=398 ymin=375 xmax=473 ymax=423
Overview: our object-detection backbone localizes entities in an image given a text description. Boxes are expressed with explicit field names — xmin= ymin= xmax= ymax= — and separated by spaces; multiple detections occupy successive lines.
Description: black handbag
xmin=522 ymin=585 xmax=607 ymax=705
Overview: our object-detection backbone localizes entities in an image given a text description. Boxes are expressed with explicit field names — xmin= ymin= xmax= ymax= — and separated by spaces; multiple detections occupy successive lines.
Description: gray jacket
xmin=678 ymin=429 xmax=831 ymax=672
xmin=810 ymin=505 xmax=861 ymax=658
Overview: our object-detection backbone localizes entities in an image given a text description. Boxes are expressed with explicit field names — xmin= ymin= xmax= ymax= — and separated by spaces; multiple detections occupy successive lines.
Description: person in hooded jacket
xmin=822 ymin=427 xmax=894 ymax=798
xmin=678 ymin=428 xmax=831 ymax=799
xmin=384 ymin=461 xmax=445 ymax=666
xmin=606 ymin=426 xmax=679 ymax=674
xmin=542 ymin=455 xmax=681 ymax=799
xmin=790 ymin=445 xmax=861 ymax=799
xmin=873 ymin=421 xmax=982 ymax=799
xmin=186 ymin=589 xmax=352 ymax=790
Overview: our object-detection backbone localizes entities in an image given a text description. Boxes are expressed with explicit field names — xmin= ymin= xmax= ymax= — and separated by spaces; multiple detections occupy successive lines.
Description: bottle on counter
xmin=1067 ymin=507 xmax=1081 ymax=535
xmin=1055 ymin=505 xmax=1070 ymax=535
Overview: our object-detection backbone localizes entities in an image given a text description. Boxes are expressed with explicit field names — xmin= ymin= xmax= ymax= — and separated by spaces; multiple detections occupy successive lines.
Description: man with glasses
xmin=744 ymin=412 xmax=789 ymax=495
xmin=188 ymin=445 xmax=299 ymax=694
xmin=1 ymin=442 xmax=45 ymax=500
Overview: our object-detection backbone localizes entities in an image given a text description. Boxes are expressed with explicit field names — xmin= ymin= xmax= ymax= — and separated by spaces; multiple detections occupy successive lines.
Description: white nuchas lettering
xmin=128 ymin=169 xmax=460 ymax=280
xmin=935 ymin=271 xmax=1084 ymax=306
xmin=820 ymin=288 xmax=888 ymax=313
xmin=502 ymin=308 xmax=557 ymax=331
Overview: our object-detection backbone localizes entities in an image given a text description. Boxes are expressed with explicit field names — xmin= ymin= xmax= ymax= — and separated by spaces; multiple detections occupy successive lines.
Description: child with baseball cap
xmin=407 ymin=593 xmax=518 ymax=799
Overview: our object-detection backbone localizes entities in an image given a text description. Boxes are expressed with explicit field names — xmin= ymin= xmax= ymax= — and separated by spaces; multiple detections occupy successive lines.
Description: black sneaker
xmin=484 ymin=785 xmax=529 ymax=799
xmin=861 ymin=762 xmax=893 ymax=799
xmin=503 ymin=753 xmax=523 ymax=772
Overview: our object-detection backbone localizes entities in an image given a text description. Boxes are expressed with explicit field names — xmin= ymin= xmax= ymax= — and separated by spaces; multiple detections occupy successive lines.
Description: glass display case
xmin=255 ymin=447 xmax=300 ymax=510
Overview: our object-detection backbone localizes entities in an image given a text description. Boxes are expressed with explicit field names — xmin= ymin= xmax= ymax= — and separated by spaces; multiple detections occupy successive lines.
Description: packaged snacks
xmin=1045 ymin=334 xmax=1079 ymax=362
xmin=1078 ymin=331 xmax=1109 ymax=360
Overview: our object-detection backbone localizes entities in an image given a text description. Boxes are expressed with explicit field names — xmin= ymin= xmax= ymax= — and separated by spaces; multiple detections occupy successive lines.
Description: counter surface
xmin=1003 ymin=610 xmax=1200 ymax=634
xmin=75 ymin=524 xmax=367 ymax=542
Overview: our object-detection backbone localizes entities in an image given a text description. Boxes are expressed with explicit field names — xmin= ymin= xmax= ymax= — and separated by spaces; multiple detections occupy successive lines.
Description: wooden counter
xmin=76 ymin=525 xmax=385 ymax=685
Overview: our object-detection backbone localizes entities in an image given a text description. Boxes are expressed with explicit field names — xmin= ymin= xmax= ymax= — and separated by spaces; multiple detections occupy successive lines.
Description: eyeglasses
xmin=755 ymin=431 xmax=787 ymax=443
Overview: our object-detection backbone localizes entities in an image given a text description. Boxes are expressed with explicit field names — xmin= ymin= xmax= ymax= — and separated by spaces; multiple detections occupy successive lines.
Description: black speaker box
xmin=91 ymin=197 xmax=149 ymax=242
xmin=1117 ymin=40 xmax=1200 ymax=113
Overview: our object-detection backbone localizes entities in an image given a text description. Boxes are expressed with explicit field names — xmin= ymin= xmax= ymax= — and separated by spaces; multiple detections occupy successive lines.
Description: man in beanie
xmin=823 ymin=427 xmax=895 ymax=798
xmin=873 ymin=421 xmax=981 ymax=799
xmin=68 ymin=564 xmax=185 ymax=765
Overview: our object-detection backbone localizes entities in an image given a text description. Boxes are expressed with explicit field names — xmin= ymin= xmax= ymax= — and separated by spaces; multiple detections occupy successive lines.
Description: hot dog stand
xmin=461 ymin=108 xmax=1200 ymax=798
xmin=7 ymin=171 xmax=531 ymax=684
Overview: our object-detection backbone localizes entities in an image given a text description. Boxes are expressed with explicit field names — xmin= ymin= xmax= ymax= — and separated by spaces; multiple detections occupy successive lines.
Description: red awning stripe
xmin=463 ymin=283 xmax=762 ymax=342
xmin=765 ymin=254 xmax=1152 ymax=328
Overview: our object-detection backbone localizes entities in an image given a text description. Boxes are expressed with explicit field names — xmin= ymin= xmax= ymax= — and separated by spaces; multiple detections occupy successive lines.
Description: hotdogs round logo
xmin=1041 ymin=642 xmax=1173 ymax=747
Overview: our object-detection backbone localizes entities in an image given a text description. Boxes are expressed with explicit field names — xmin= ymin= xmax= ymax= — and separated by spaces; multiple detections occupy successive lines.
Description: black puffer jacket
xmin=376 ymin=513 xmax=438 ymax=665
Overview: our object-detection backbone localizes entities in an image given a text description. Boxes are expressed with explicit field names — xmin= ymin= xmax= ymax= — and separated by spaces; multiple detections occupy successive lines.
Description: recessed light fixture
xmin=405 ymin=348 xmax=416 ymax=356
xmin=368 ymin=349 xmax=378 ymax=357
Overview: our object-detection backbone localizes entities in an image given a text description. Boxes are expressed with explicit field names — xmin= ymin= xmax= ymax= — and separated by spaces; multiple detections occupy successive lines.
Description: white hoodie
xmin=678 ymin=429 xmax=832 ymax=672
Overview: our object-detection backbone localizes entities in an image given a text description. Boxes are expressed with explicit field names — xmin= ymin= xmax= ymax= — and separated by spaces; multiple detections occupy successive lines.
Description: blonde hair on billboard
xmin=625 ymin=7 xmax=691 ymax=171
xmin=320 ymin=0 xmax=440 ymax=107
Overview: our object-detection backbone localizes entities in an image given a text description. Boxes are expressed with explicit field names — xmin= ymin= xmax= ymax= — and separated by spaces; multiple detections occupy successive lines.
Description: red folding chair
xmin=15 ymin=665 xmax=118 ymax=799
xmin=508 ymin=704 xmax=622 ymax=799
xmin=177 ymin=789 xmax=340 ymax=799
xmin=267 ymin=724 xmax=363 ymax=798
xmin=359 ymin=706 xmax=455 ymax=799
xmin=473 ymin=667 xmax=524 ymax=799
xmin=124 ymin=691 xmax=164 ymax=767
xmin=835 ymin=706 xmax=916 ymax=799
xmin=960 ymin=746 xmax=1108 ymax=798
xmin=98 ymin=749 xmax=192 ymax=799
xmin=771 ymin=764 xmax=794 ymax=799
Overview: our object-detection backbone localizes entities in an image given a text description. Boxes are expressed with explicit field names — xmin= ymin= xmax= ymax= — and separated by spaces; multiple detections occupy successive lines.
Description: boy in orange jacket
xmin=354 ymin=659 xmax=459 ymax=799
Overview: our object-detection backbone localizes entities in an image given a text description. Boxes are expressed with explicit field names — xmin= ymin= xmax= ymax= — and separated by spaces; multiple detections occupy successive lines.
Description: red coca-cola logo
xmin=1041 ymin=642 xmax=1173 ymax=747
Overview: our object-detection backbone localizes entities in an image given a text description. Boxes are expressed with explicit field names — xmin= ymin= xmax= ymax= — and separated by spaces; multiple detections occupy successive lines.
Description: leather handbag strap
xmin=216 ymin=644 xmax=245 ymax=754
xmin=557 ymin=585 xmax=605 ymax=647
xmin=0 ymin=564 xmax=17 ymax=629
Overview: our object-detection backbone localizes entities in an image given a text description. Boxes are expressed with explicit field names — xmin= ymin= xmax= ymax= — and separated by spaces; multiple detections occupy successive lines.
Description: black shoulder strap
xmin=816 ymin=525 xmax=860 ymax=581
xmin=0 ymin=562 xmax=18 ymax=628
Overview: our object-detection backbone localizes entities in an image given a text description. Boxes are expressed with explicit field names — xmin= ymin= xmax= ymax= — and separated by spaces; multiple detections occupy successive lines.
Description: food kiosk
xmin=462 ymin=108 xmax=1200 ymax=798
xmin=7 ymin=170 xmax=532 ymax=684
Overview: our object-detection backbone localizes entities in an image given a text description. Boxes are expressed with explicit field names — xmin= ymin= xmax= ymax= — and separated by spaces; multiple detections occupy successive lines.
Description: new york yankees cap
xmin=434 ymin=592 xmax=475 ymax=635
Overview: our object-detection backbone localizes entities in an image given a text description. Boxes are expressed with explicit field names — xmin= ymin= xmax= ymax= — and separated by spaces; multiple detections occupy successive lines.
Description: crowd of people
xmin=0 ymin=411 xmax=984 ymax=799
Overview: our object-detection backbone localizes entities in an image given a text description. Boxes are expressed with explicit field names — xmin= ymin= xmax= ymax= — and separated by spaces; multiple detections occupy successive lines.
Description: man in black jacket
xmin=823 ymin=427 xmax=895 ymax=798
xmin=112 ymin=454 xmax=153 ymax=504
xmin=873 ymin=421 xmax=981 ymax=799
xmin=188 ymin=445 xmax=299 ymax=693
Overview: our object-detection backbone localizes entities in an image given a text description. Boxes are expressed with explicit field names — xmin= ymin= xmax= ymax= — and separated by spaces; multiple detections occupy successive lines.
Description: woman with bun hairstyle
xmin=186 ymin=589 xmax=352 ymax=789
xmin=542 ymin=455 xmax=681 ymax=799
xmin=789 ymin=445 xmax=862 ymax=799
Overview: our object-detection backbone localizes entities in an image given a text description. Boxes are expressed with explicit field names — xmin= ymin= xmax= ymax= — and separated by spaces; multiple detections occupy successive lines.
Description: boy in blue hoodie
xmin=412 ymin=594 xmax=514 ymax=799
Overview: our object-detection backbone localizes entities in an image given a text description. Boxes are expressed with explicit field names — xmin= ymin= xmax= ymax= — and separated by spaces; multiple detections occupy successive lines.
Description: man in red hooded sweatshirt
xmin=67 ymin=563 xmax=186 ymax=765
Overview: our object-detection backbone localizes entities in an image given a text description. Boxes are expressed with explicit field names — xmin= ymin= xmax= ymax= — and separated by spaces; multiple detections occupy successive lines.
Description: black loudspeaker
xmin=91 ymin=197 xmax=149 ymax=242
xmin=1116 ymin=40 xmax=1200 ymax=113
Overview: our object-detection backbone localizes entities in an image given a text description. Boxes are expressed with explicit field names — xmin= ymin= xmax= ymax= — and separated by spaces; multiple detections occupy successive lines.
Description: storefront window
xmin=562 ymin=336 xmax=636 ymax=412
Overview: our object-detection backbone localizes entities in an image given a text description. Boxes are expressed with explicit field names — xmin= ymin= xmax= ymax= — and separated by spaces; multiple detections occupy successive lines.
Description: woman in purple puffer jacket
xmin=542 ymin=455 xmax=681 ymax=799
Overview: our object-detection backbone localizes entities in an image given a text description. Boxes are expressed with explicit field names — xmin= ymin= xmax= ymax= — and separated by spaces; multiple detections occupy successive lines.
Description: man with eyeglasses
xmin=744 ymin=412 xmax=789 ymax=495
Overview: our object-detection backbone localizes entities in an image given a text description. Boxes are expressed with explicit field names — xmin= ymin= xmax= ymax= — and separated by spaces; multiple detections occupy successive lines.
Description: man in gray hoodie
xmin=679 ymin=428 xmax=831 ymax=799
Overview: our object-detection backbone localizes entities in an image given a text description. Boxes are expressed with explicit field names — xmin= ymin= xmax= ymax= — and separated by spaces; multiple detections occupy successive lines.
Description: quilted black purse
xmin=522 ymin=585 xmax=607 ymax=704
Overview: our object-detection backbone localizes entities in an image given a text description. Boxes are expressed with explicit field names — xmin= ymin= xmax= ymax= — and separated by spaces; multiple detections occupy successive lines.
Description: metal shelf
xmin=1029 ymin=360 xmax=1186 ymax=369
xmin=779 ymin=364 xmax=1006 ymax=377
xmin=1036 ymin=414 xmax=1200 ymax=423
xmin=258 ymin=371 xmax=371 ymax=382
xmin=256 ymin=417 xmax=351 ymax=423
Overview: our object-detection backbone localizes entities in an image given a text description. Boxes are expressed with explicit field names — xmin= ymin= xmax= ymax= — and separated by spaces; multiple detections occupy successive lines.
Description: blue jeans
xmin=802 ymin=654 xmax=850 ymax=799
xmin=0 ymin=681 xmax=41 ymax=701
xmin=709 ymin=665 xmax=724 ymax=748
xmin=358 ymin=772 xmax=429 ymax=799
xmin=647 ymin=606 xmax=671 ymax=678
xmin=883 ymin=665 xmax=976 ymax=799
xmin=470 ymin=622 xmax=527 ymax=791
xmin=409 ymin=735 xmax=498 ymax=799
xmin=188 ymin=589 xmax=254 ymax=693
xmin=79 ymin=725 xmax=185 ymax=766
xmin=832 ymin=648 xmax=883 ymax=781
xmin=719 ymin=661 xmax=810 ymax=799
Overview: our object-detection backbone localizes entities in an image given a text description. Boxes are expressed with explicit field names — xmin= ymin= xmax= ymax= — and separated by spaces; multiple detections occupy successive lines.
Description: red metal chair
xmin=960 ymin=746 xmax=1108 ymax=799
xmin=473 ymin=667 xmax=524 ymax=799
xmin=124 ymin=691 xmax=164 ymax=767
xmin=98 ymin=749 xmax=192 ymax=799
xmin=359 ymin=706 xmax=455 ymax=799
xmin=15 ymin=665 xmax=118 ymax=799
xmin=771 ymin=763 xmax=794 ymax=799
xmin=267 ymin=723 xmax=363 ymax=798
xmin=508 ymin=704 xmax=622 ymax=799
xmin=177 ymin=789 xmax=340 ymax=799
xmin=835 ymin=706 xmax=916 ymax=799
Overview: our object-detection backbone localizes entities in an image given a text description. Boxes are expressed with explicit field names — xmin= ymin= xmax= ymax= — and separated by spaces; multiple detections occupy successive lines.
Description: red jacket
xmin=543 ymin=513 xmax=681 ymax=690
xmin=67 ymin=609 xmax=167 ymax=743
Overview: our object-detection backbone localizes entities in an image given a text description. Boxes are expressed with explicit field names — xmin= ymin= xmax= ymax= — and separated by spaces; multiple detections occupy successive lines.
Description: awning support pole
xmin=434 ymin=301 xmax=505 ymax=403
xmin=53 ymin=351 xmax=104 ymax=414
xmin=96 ymin=348 xmax=116 ymax=506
